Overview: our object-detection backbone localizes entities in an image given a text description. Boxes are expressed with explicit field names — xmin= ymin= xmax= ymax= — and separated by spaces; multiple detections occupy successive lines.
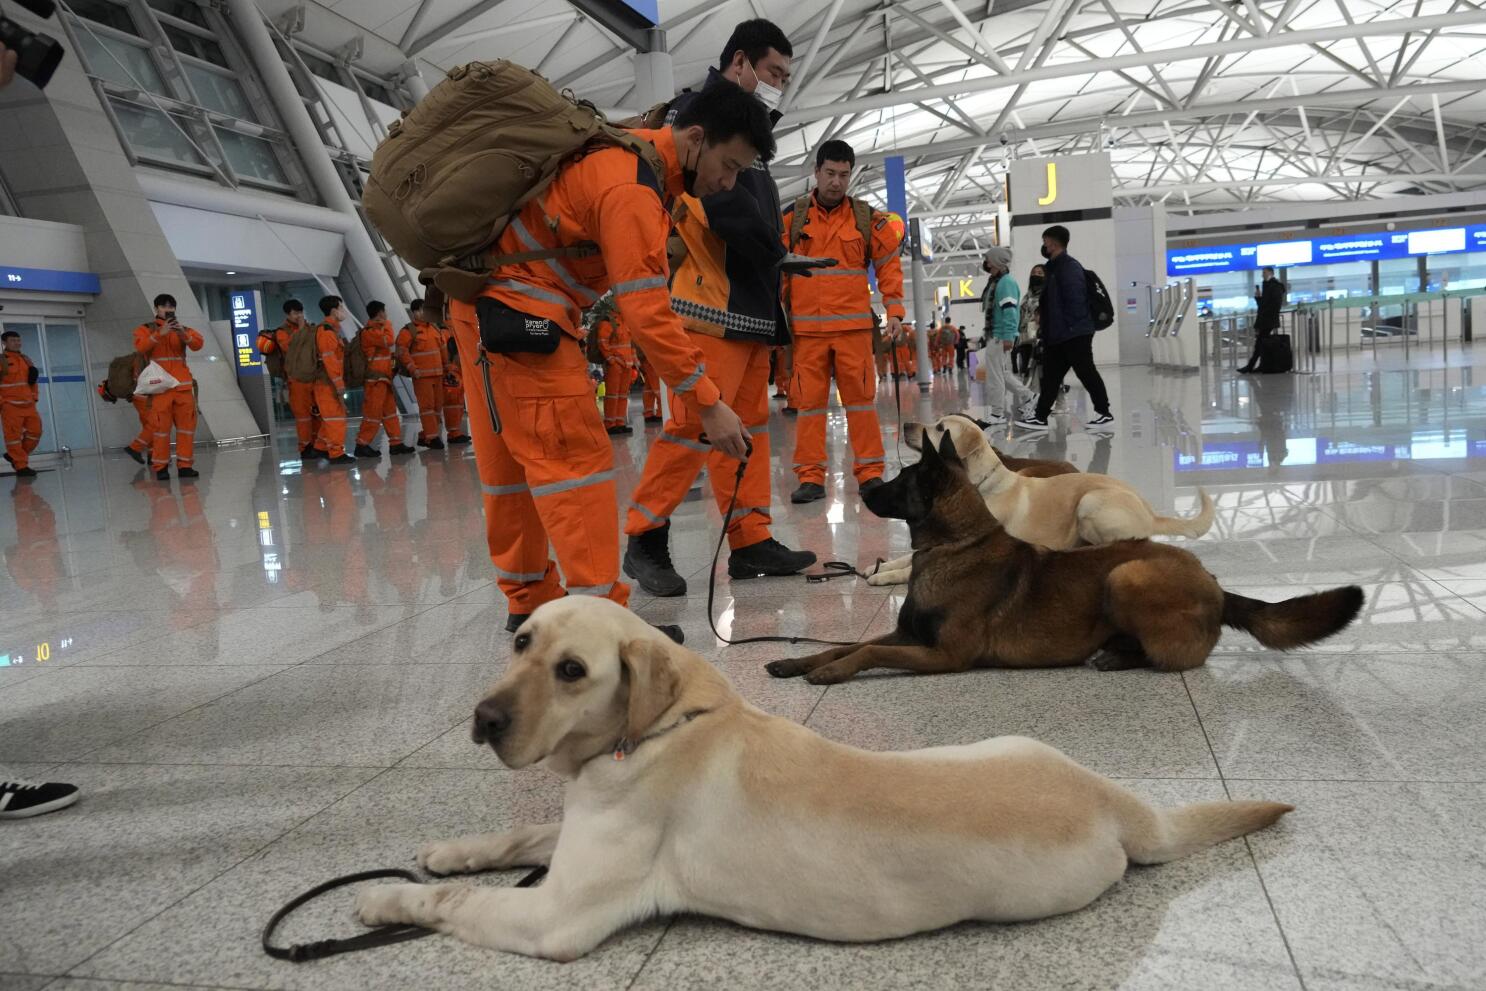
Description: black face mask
xmin=682 ymin=143 xmax=700 ymax=197
xmin=1029 ymin=276 xmax=1046 ymax=291
xmin=1040 ymin=245 xmax=1052 ymax=259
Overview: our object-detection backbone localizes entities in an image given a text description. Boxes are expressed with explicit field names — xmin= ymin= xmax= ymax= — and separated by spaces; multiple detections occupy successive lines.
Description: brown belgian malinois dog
xmin=766 ymin=431 xmax=1365 ymax=686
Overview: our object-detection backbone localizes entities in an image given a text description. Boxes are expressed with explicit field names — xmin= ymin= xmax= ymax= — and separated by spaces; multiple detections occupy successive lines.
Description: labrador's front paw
xmin=354 ymin=882 xmax=423 ymax=927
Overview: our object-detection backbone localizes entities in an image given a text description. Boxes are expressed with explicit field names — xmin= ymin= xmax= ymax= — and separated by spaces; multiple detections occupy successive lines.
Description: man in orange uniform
xmin=894 ymin=321 xmax=918 ymax=379
xmin=445 ymin=81 xmax=762 ymax=631
xmin=397 ymin=299 xmax=452 ymax=450
xmin=437 ymin=321 xmax=470 ymax=444
xmin=781 ymin=139 xmax=906 ymax=503
xmin=635 ymin=346 xmax=662 ymax=423
xmin=311 ymin=295 xmax=357 ymax=466
xmin=596 ymin=312 xmax=637 ymax=435
xmin=256 ymin=299 xmax=322 ymax=459
xmin=124 ymin=391 xmax=153 ymax=465
xmin=353 ymin=300 xmax=414 ymax=458
xmin=623 ymin=19 xmax=818 ymax=596
xmin=133 ymin=293 xmax=203 ymax=481
xmin=1 ymin=330 xmax=42 ymax=478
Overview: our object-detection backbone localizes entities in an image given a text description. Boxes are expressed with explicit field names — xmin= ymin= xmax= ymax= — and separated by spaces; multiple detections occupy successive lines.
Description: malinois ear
xmin=919 ymin=431 xmax=942 ymax=468
xmin=937 ymin=429 xmax=963 ymax=466
xmin=619 ymin=638 xmax=679 ymax=743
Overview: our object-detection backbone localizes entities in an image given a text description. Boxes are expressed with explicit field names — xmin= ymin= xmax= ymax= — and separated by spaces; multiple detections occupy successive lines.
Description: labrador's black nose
xmin=471 ymin=699 xmax=511 ymax=743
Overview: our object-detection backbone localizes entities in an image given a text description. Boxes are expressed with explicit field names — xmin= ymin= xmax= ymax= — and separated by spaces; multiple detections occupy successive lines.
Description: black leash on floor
xmin=262 ymin=865 xmax=548 ymax=962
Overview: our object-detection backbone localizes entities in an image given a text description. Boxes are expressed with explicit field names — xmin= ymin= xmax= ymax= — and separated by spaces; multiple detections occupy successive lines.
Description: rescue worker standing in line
xmin=623 ymin=18 xmax=818 ymax=596
xmin=780 ymin=139 xmax=905 ymax=504
xmin=397 ymin=299 xmax=453 ymax=450
xmin=354 ymin=300 xmax=415 ymax=458
xmin=445 ymin=80 xmax=762 ymax=631
xmin=437 ymin=320 xmax=470 ymax=444
xmin=894 ymin=320 xmax=918 ymax=379
xmin=1 ymin=330 xmax=42 ymax=479
xmin=256 ymin=300 xmax=322 ymax=459
xmin=312 ymin=295 xmax=357 ymax=466
xmin=635 ymin=345 xmax=662 ymax=423
xmin=133 ymin=293 xmax=203 ymax=481
xmin=597 ymin=310 xmax=638 ymax=435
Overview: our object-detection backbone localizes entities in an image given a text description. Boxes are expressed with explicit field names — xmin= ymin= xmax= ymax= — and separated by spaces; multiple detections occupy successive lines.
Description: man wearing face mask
xmin=1016 ymin=226 xmax=1113 ymax=430
xmin=980 ymin=247 xmax=1036 ymax=423
xmin=445 ymin=82 xmax=766 ymax=630
xmin=624 ymin=18 xmax=818 ymax=596
xmin=133 ymin=294 xmax=204 ymax=480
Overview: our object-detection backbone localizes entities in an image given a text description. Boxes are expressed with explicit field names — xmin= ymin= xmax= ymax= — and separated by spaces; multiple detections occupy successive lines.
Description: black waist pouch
xmin=476 ymin=297 xmax=564 ymax=355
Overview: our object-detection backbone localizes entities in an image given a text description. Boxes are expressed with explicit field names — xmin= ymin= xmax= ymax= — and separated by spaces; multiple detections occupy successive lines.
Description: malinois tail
xmin=1222 ymin=585 xmax=1365 ymax=649
xmin=1150 ymin=487 xmax=1216 ymax=538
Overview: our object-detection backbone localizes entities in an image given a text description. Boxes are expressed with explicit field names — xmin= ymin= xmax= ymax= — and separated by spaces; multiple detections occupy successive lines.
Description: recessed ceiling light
xmin=225 ymin=271 xmax=237 ymax=275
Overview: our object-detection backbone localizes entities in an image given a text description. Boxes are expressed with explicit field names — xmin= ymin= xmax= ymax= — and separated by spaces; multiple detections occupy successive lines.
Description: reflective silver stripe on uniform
xmin=509 ymin=218 xmax=598 ymax=305
xmin=883 ymin=297 xmax=904 ymax=305
xmin=319 ymin=352 xmax=338 ymax=358
xmin=748 ymin=424 xmax=769 ymax=435
xmin=796 ymin=408 xmax=828 ymax=417
xmin=844 ymin=404 xmax=876 ymax=413
xmin=567 ymin=582 xmax=615 ymax=596
xmin=481 ymin=481 xmax=529 ymax=497
xmin=488 ymin=278 xmax=578 ymax=315
xmin=792 ymin=462 xmax=825 ymax=468
xmin=411 ymin=350 xmax=441 ymax=357
xmin=731 ymin=505 xmax=770 ymax=518
xmin=612 ymin=275 xmax=667 ymax=296
xmin=673 ymin=364 xmax=705 ymax=394
xmin=790 ymin=312 xmax=875 ymax=322
xmin=817 ymin=268 xmax=868 ymax=277
xmin=873 ymin=250 xmax=897 ymax=265
xmin=630 ymin=502 xmax=666 ymax=525
xmin=659 ymin=431 xmax=709 ymax=452
xmin=854 ymin=456 xmax=886 ymax=464
xmin=494 ymin=566 xmax=547 ymax=583
xmin=530 ymin=468 xmax=616 ymax=499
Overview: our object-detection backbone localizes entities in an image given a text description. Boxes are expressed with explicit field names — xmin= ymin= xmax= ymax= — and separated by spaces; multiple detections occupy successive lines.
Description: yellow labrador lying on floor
xmin=354 ymin=596 xmax=1292 ymax=961
xmin=868 ymin=414 xmax=1215 ymax=586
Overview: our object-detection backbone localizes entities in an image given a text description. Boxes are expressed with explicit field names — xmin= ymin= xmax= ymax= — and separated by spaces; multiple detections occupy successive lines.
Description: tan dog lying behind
xmin=868 ymin=415 xmax=1213 ymax=586
xmin=355 ymin=596 xmax=1293 ymax=961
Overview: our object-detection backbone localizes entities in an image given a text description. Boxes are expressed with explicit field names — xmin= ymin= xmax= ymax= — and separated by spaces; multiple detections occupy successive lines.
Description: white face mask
xmin=746 ymin=60 xmax=784 ymax=112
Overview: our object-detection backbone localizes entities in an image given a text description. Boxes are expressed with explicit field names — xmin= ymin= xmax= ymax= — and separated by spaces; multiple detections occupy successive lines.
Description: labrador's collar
xmin=609 ymin=708 xmax=712 ymax=763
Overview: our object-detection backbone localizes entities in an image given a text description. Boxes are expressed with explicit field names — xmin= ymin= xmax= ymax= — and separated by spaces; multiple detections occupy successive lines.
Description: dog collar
xmin=611 ymin=708 xmax=712 ymax=762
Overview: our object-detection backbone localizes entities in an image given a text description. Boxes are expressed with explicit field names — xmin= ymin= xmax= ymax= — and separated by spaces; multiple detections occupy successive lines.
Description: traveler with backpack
xmin=353 ymin=301 xmax=414 ymax=458
xmin=622 ymin=19 xmax=818 ymax=596
xmin=1016 ymin=226 xmax=1114 ymax=430
xmin=1239 ymin=266 xmax=1287 ymax=373
xmin=981 ymin=247 xmax=1036 ymax=424
xmin=438 ymin=322 xmax=470 ymax=444
xmin=310 ymin=295 xmax=356 ymax=466
xmin=256 ymin=299 xmax=323 ymax=459
xmin=1 ymin=330 xmax=42 ymax=478
xmin=396 ymin=299 xmax=453 ymax=450
xmin=428 ymin=75 xmax=763 ymax=628
xmin=778 ymin=138 xmax=905 ymax=504
xmin=133 ymin=294 xmax=204 ymax=480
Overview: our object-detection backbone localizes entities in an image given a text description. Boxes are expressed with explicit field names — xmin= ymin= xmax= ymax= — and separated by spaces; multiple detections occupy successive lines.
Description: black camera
xmin=1 ymin=0 xmax=66 ymax=90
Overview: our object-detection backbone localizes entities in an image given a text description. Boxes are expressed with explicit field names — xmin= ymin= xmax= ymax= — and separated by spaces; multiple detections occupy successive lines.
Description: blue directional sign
xmin=0 ymin=265 xmax=102 ymax=294
xmin=1168 ymin=223 xmax=1486 ymax=276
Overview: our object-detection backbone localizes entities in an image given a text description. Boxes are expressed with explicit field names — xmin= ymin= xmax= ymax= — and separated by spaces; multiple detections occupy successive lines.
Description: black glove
xmin=779 ymin=254 xmax=837 ymax=277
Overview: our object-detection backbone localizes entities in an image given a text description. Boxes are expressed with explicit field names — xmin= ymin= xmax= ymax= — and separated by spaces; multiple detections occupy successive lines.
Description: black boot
xmin=354 ymin=444 xmax=381 ymax=459
xmin=623 ymin=523 xmax=686 ymax=597
xmin=791 ymin=482 xmax=826 ymax=504
xmin=728 ymin=538 xmax=817 ymax=579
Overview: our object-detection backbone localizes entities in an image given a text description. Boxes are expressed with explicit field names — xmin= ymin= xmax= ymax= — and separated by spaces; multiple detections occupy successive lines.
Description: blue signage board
xmin=0 ymin=265 xmax=102 ymax=294
xmin=1169 ymin=223 xmax=1486 ymax=276
xmin=229 ymin=289 xmax=265 ymax=377
xmin=617 ymin=0 xmax=658 ymax=21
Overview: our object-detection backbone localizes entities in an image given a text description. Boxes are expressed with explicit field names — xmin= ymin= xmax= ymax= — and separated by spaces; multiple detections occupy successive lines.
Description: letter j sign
xmin=1038 ymin=162 xmax=1057 ymax=206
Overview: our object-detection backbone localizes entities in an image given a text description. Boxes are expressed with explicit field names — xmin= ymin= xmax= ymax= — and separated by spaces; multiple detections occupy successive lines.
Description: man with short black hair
xmin=313 ymin=295 xmax=356 ymax=465
xmin=624 ymin=18 xmax=818 ymax=595
xmin=1240 ymin=266 xmax=1287 ymax=374
xmin=397 ymin=297 xmax=455 ymax=450
xmin=1016 ymin=226 xmax=1113 ymax=430
xmin=354 ymin=300 xmax=411 ymax=457
xmin=1 ymin=329 xmax=42 ymax=478
xmin=780 ymin=138 xmax=905 ymax=504
xmin=257 ymin=299 xmax=323 ymax=458
xmin=133 ymin=293 xmax=204 ymax=479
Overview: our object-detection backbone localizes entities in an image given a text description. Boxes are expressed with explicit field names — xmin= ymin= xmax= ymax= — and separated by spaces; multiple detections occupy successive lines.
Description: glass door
xmin=1 ymin=317 xmax=100 ymax=457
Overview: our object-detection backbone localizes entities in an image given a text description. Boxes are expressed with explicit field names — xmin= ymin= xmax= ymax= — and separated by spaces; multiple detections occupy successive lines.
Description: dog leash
xmin=262 ymin=865 xmax=548 ymax=962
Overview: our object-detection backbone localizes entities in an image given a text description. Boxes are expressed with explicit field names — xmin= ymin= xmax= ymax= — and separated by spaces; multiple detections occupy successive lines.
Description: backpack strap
xmin=788 ymin=195 xmax=810 ymax=251
xmin=851 ymin=198 xmax=874 ymax=254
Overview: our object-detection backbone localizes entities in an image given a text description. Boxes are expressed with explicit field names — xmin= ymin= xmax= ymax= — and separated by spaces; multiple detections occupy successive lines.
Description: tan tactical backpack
xmin=285 ymin=322 xmax=320 ymax=384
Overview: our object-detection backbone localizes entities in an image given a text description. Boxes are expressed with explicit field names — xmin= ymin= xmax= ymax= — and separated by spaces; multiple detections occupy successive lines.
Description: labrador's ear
xmin=619 ymin=638 xmax=679 ymax=743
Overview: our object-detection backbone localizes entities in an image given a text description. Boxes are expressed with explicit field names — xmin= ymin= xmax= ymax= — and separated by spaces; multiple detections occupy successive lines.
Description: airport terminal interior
xmin=2 ymin=0 xmax=1486 ymax=988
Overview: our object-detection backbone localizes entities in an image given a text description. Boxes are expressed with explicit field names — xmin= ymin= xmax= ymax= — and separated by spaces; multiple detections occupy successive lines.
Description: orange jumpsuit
xmin=781 ymin=194 xmax=906 ymax=486
xmin=313 ymin=316 xmax=349 ymax=458
xmin=257 ymin=320 xmax=320 ymax=448
xmin=1 ymin=349 xmax=42 ymax=472
xmin=127 ymin=394 xmax=152 ymax=458
xmin=133 ymin=318 xmax=203 ymax=472
xmin=142 ymin=480 xmax=218 ymax=628
xmin=446 ymin=125 xmax=719 ymax=614
xmin=636 ymin=349 xmax=661 ymax=420
xmin=355 ymin=316 xmax=401 ymax=447
xmin=438 ymin=326 xmax=468 ymax=439
xmin=895 ymin=325 xmax=918 ymax=379
xmin=397 ymin=319 xmax=451 ymax=443
xmin=596 ymin=317 xmax=637 ymax=429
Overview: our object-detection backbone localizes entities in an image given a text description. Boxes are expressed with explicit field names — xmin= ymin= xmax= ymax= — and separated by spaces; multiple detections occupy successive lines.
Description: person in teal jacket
xmin=981 ymin=246 xmax=1035 ymax=422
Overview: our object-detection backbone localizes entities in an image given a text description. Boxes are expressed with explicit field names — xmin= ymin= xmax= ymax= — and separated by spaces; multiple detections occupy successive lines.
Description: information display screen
xmin=230 ymin=290 xmax=265 ymax=376
xmin=1168 ymin=223 xmax=1486 ymax=276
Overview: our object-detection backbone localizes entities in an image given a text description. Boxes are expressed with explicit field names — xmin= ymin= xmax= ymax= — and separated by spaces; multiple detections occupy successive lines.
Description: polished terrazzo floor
xmin=3 ymin=344 xmax=1485 ymax=991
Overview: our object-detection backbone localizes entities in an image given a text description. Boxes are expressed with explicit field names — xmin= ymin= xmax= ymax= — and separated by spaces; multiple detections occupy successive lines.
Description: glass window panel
xmin=215 ymin=128 xmax=288 ymax=184
xmin=163 ymin=24 xmax=227 ymax=67
xmin=39 ymin=323 xmax=97 ymax=453
xmin=360 ymin=80 xmax=394 ymax=106
xmin=297 ymin=51 xmax=340 ymax=84
xmin=67 ymin=0 xmax=139 ymax=35
xmin=1379 ymin=256 xmax=1422 ymax=296
xmin=146 ymin=0 xmax=207 ymax=28
xmin=111 ymin=101 xmax=208 ymax=167
xmin=76 ymin=31 xmax=169 ymax=95
xmin=184 ymin=65 xmax=255 ymax=120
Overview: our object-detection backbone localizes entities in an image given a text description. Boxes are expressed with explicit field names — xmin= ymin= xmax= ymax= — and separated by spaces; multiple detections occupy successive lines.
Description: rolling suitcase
xmin=1257 ymin=333 xmax=1293 ymax=374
